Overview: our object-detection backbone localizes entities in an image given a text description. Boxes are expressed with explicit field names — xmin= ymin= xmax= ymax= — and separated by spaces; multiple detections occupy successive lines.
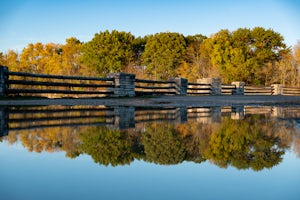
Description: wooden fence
xmin=6 ymin=71 xmax=115 ymax=97
xmin=1 ymin=66 xmax=300 ymax=97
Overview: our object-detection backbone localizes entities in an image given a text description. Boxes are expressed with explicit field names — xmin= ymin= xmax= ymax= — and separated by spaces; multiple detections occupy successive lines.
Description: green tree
xmin=142 ymin=32 xmax=186 ymax=80
xmin=81 ymin=30 xmax=135 ymax=76
xmin=207 ymin=27 xmax=288 ymax=85
xmin=132 ymin=36 xmax=148 ymax=66
xmin=124 ymin=36 xmax=148 ymax=78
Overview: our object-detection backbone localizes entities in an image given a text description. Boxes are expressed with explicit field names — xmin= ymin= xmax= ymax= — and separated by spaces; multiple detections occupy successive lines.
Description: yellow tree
xmin=0 ymin=52 xmax=3 ymax=65
xmin=176 ymin=34 xmax=210 ymax=82
xmin=1 ymin=50 xmax=20 ymax=71
xmin=294 ymin=40 xmax=300 ymax=65
xmin=61 ymin=37 xmax=84 ymax=76
xmin=19 ymin=42 xmax=62 ymax=74
xmin=293 ymin=40 xmax=300 ymax=86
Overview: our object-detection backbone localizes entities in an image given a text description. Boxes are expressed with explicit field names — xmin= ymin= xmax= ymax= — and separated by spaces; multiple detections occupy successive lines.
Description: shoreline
xmin=1 ymin=95 xmax=300 ymax=107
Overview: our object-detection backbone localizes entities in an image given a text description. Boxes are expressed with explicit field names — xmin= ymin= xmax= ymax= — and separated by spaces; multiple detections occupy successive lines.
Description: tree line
xmin=1 ymin=27 xmax=300 ymax=85
xmin=3 ymin=115 xmax=300 ymax=171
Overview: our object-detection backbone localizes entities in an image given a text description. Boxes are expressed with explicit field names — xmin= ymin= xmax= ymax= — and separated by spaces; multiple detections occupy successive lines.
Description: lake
xmin=1 ymin=105 xmax=300 ymax=200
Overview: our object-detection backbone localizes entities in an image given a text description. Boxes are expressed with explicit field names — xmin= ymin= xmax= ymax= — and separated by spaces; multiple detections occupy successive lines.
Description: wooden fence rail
xmin=283 ymin=86 xmax=300 ymax=96
xmin=222 ymin=84 xmax=236 ymax=95
xmin=135 ymin=78 xmax=177 ymax=96
xmin=244 ymin=86 xmax=272 ymax=95
xmin=187 ymin=82 xmax=211 ymax=95
xmin=1 ymin=66 xmax=300 ymax=97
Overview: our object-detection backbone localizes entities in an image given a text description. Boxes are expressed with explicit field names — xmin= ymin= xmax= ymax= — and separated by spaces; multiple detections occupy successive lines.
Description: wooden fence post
xmin=197 ymin=78 xmax=221 ymax=95
xmin=108 ymin=73 xmax=135 ymax=97
xmin=0 ymin=66 xmax=8 ymax=97
xmin=231 ymin=81 xmax=245 ymax=95
xmin=174 ymin=78 xmax=187 ymax=95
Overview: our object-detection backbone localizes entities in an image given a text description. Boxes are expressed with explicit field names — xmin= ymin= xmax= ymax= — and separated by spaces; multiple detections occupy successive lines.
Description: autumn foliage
xmin=1 ymin=28 xmax=300 ymax=85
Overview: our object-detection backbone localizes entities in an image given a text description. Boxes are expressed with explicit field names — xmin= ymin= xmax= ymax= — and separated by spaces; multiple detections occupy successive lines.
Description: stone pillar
xmin=174 ymin=78 xmax=187 ymax=95
xmin=197 ymin=78 xmax=221 ymax=95
xmin=231 ymin=81 xmax=245 ymax=95
xmin=271 ymin=84 xmax=283 ymax=95
xmin=0 ymin=107 xmax=9 ymax=137
xmin=113 ymin=106 xmax=135 ymax=130
xmin=108 ymin=73 xmax=135 ymax=97
xmin=0 ymin=66 xmax=8 ymax=97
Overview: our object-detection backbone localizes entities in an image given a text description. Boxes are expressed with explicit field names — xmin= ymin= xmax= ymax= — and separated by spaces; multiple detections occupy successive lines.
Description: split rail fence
xmin=1 ymin=66 xmax=300 ymax=97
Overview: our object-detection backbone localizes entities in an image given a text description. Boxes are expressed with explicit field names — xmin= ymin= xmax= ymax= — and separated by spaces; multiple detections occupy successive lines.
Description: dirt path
xmin=1 ymin=95 xmax=300 ymax=107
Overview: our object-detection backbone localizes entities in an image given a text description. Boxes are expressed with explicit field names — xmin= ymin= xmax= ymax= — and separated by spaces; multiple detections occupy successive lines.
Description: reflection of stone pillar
xmin=210 ymin=107 xmax=221 ymax=123
xmin=231 ymin=81 xmax=245 ymax=95
xmin=113 ymin=107 xmax=135 ymax=130
xmin=271 ymin=107 xmax=284 ymax=118
xmin=0 ymin=107 xmax=9 ymax=137
xmin=231 ymin=106 xmax=244 ymax=120
xmin=197 ymin=78 xmax=221 ymax=95
xmin=174 ymin=78 xmax=188 ymax=95
xmin=271 ymin=84 xmax=283 ymax=95
xmin=174 ymin=107 xmax=187 ymax=123
xmin=0 ymin=66 xmax=8 ymax=97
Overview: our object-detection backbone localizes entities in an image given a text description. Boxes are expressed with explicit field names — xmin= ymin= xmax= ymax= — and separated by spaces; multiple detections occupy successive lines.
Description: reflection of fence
xmin=1 ymin=66 xmax=300 ymax=97
xmin=7 ymin=106 xmax=115 ymax=131
xmin=2 ymin=105 xmax=300 ymax=137
xmin=0 ymin=106 xmax=223 ymax=136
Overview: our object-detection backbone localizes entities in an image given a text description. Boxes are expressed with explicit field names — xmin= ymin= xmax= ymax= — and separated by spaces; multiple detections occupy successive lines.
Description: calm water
xmin=1 ymin=105 xmax=300 ymax=200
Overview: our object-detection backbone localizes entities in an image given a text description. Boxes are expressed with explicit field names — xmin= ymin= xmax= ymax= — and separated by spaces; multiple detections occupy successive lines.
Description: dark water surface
xmin=1 ymin=105 xmax=300 ymax=200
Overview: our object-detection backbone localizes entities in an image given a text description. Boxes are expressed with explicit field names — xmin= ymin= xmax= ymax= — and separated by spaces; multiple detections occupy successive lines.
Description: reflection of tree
xmin=17 ymin=127 xmax=82 ymax=158
xmin=142 ymin=123 xmax=186 ymax=165
xmin=176 ymin=122 xmax=215 ymax=163
xmin=293 ymin=138 xmax=300 ymax=158
xmin=204 ymin=116 xmax=285 ymax=171
xmin=3 ymin=109 xmax=300 ymax=171
xmin=80 ymin=126 xmax=142 ymax=166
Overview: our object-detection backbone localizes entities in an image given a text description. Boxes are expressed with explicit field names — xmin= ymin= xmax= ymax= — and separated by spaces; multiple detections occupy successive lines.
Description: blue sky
xmin=0 ymin=0 xmax=299 ymax=52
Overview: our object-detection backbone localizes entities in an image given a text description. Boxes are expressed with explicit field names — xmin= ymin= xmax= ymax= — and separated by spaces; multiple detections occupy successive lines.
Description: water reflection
xmin=1 ymin=105 xmax=300 ymax=171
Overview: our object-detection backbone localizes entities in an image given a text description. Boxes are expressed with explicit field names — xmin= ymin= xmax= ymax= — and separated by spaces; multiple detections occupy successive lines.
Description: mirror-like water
xmin=1 ymin=105 xmax=300 ymax=200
